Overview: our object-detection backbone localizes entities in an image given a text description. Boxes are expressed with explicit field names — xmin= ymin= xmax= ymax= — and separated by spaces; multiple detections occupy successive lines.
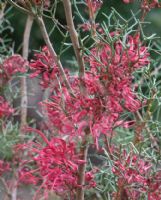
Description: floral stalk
xmin=87 ymin=0 xmax=96 ymax=37
xmin=62 ymin=0 xmax=85 ymax=79
xmin=76 ymin=132 xmax=89 ymax=200
xmin=0 ymin=177 xmax=11 ymax=199
xmin=10 ymin=14 xmax=34 ymax=200
xmin=6 ymin=0 xmax=31 ymax=15
xmin=20 ymin=15 xmax=34 ymax=131
xmin=86 ymin=0 xmax=102 ymax=38
xmin=0 ymin=2 xmax=6 ymax=20
xmin=11 ymin=178 xmax=17 ymax=200
xmin=36 ymin=16 xmax=74 ymax=96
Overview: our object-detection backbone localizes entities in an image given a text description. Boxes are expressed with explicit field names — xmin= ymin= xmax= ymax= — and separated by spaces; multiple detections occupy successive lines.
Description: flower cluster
xmin=33 ymin=0 xmax=50 ymax=8
xmin=2 ymin=0 xmax=161 ymax=199
xmin=86 ymin=0 xmax=103 ymax=14
xmin=0 ymin=55 xmax=28 ymax=85
xmin=0 ymin=96 xmax=13 ymax=118
xmin=18 ymin=128 xmax=95 ymax=199
xmin=28 ymin=32 xmax=150 ymax=198
xmin=79 ymin=22 xmax=103 ymax=33
xmin=38 ymin=33 xmax=149 ymax=147
xmin=88 ymin=33 xmax=149 ymax=110
xmin=30 ymin=46 xmax=68 ymax=88
xmin=0 ymin=160 xmax=10 ymax=176
xmin=142 ymin=0 xmax=161 ymax=10
xmin=123 ymin=0 xmax=161 ymax=10
xmin=112 ymin=150 xmax=161 ymax=200
xmin=147 ymin=171 xmax=161 ymax=200
xmin=123 ymin=0 xmax=134 ymax=3
xmin=113 ymin=151 xmax=151 ymax=199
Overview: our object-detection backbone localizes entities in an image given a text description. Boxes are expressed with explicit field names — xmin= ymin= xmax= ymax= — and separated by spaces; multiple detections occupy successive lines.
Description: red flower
xmin=19 ymin=166 xmax=38 ymax=185
xmin=30 ymin=46 xmax=69 ymax=88
xmin=113 ymin=151 xmax=152 ymax=199
xmin=142 ymin=0 xmax=161 ymax=10
xmin=0 ymin=96 xmax=13 ymax=118
xmin=147 ymin=171 xmax=161 ymax=200
xmin=0 ymin=55 xmax=28 ymax=83
xmin=123 ymin=0 xmax=161 ymax=10
xmin=33 ymin=0 xmax=50 ymax=8
xmin=123 ymin=0 xmax=134 ymax=3
xmin=0 ymin=160 xmax=10 ymax=176
xmin=86 ymin=0 xmax=103 ymax=13
xmin=18 ymin=127 xmax=95 ymax=199
xmin=30 ymin=33 xmax=149 ymax=147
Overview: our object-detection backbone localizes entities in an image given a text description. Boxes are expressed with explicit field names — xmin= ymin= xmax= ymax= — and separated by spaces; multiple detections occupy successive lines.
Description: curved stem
xmin=0 ymin=2 xmax=6 ymax=20
xmin=24 ymin=126 xmax=50 ymax=146
xmin=6 ymin=0 xmax=31 ymax=15
xmin=0 ymin=177 xmax=11 ymax=199
xmin=87 ymin=0 xmax=97 ymax=38
xmin=22 ymin=15 xmax=34 ymax=59
xmin=62 ymin=0 xmax=85 ymax=79
xmin=20 ymin=15 xmax=34 ymax=131
xmin=76 ymin=132 xmax=89 ymax=200
xmin=36 ymin=16 xmax=75 ymax=97
xmin=11 ymin=178 xmax=17 ymax=200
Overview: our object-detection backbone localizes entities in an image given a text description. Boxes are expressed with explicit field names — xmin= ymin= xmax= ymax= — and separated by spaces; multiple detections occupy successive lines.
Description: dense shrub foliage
xmin=0 ymin=0 xmax=161 ymax=200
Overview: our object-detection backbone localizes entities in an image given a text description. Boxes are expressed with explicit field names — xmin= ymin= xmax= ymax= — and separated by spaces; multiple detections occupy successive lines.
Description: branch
xmin=11 ymin=178 xmax=17 ymax=200
xmin=6 ymin=0 xmax=32 ymax=15
xmin=76 ymin=132 xmax=89 ymax=200
xmin=0 ymin=3 xmax=6 ymax=20
xmin=22 ymin=15 xmax=34 ymax=59
xmin=36 ymin=16 xmax=74 ymax=96
xmin=0 ymin=177 xmax=11 ymax=199
xmin=135 ymin=111 xmax=159 ymax=151
xmin=20 ymin=15 xmax=34 ymax=130
xmin=62 ymin=0 xmax=85 ymax=79
xmin=86 ymin=0 xmax=97 ymax=39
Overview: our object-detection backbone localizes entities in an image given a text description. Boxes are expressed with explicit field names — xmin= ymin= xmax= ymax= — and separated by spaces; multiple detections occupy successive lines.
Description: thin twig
xmin=76 ymin=132 xmax=89 ymax=200
xmin=0 ymin=177 xmax=11 ymax=199
xmin=62 ymin=0 xmax=85 ymax=79
xmin=62 ymin=3 xmax=88 ymax=199
xmin=36 ymin=16 xmax=75 ymax=96
xmin=135 ymin=111 xmax=159 ymax=150
xmin=0 ymin=2 xmax=6 ymax=20
xmin=6 ymin=0 xmax=32 ymax=15
xmin=22 ymin=15 xmax=34 ymax=59
xmin=11 ymin=178 xmax=17 ymax=200
xmin=86 ymin=0 xmax=97 ymax=38
xmin=12 ymin=13 xmax=34 ymax=200
xmin=20 ymin=15 xmax=34 ymax=131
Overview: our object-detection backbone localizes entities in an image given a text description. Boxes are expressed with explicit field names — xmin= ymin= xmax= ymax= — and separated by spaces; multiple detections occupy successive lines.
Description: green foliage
xmin=0 ymin=121 xmax=20 ymax=160
xmin=0 ymin=2 xmax=13 ymax=60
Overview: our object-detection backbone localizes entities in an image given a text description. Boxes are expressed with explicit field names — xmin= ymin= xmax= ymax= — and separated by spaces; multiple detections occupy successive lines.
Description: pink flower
xmin=0 ymin=96 xmax=13 ymax=118
xmin=147 ymin=171 xmax=161 ymax=200
xmin=31 ymin=33 xmax=149 ymax=147
xmin=30 ymin=46 xmax=56 ymax=88
xmin=18 ymin=127 xmax=95 ymax=199
xmin=89 ymin=34 xmax=149 ymax=75
xmin=0 ymin=55 xmax=28 ymax=82
xmin=86 ymin=0 xmax=103 ymax=13
xmin=30 ymin=46 xmax=69 ymax=88
xmin=0 ymin=160 xmax=10 ymax=176
xmin=113 ymin=151 xmax=152 ymax=198
xmin=78 ymin=22 xmax=103 ymax=33
xmin=141 ymin=0 xmax=161 ymax=11
xmin=33 ymin=0 xmax=50 ymax=8
xmin=19 ymin=166 xmax=38 ymax=185
xmin=123 ymin=0 xmax=161 ymax=10
xmin=123 ymin=0 xmax=134 ymax=3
